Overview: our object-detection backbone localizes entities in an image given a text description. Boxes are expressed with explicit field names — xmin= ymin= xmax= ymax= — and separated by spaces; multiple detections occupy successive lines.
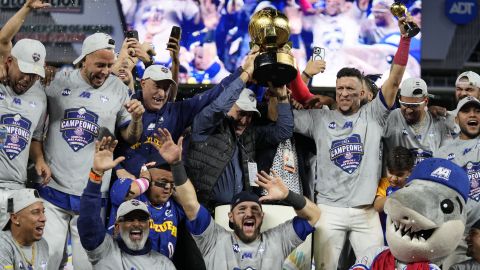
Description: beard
xmin=232 ymin=220 xmax=262 ymax=244
xmin=119 ymin=227 xmax=149 ymax=251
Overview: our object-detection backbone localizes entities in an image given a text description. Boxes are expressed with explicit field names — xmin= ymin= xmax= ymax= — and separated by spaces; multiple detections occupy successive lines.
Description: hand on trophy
xmin=241 ymin=46 xmax=260 ymax=83
xmin=391 ymin=1 xmax=420 ymax=38
xmin=397 ymin=15 xmax=415 ymax=38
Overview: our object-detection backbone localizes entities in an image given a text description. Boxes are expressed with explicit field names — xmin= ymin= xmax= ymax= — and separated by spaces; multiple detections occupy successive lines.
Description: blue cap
xmin=407 ymin=158 xmax=470 ymax=201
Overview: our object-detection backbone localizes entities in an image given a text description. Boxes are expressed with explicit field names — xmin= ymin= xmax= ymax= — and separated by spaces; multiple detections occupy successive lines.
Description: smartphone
xmin=312 ymin=46 xmax=325 ymax=61
xmin=167 ymin=26 xmax=181 ymax=50
xmin=125 ymin=30 xmax=139 ymax=41
xmin=97 ymin=126 xmax=116 ymax=141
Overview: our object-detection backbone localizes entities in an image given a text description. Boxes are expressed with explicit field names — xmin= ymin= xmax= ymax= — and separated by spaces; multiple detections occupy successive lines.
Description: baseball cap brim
xmin=72 ymin=55 xmax=85 ymax=65
xmin=17 ymin=59 xmax=45 ymax=78
xmin=455 ymin=100 xmax=480 ymax=116
xmin=236 ymin=103 xmax=261 ymax=116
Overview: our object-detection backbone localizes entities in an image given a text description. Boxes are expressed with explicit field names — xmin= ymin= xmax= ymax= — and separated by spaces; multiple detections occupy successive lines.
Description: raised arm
xmin=380 ymin=16 xmax=413 ymax=108
xmin=167 ymin=35 xmax=180 ymax=101
xmin=256 ymin=171 xmax=320 ymax=226
xmin=150 ymin=128 xmax=200 ymax=221
xmin=78 ymin=137 xmax=125 ymax=250
xmin=120 ymin=99 xmax=144 ymax=144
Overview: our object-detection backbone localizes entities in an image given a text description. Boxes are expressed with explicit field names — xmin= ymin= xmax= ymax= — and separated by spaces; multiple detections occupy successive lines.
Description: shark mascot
xmin=350 ymin=158 xmax=470 ymax=269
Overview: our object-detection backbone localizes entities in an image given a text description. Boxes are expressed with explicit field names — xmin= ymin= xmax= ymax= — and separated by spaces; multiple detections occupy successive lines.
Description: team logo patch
xmin=60 ymin=108 xmax=99 ymax=152
xmin=13 ymin=97 xmax=21 ymax=105
xmin=350 ymin=264 xmax=369 ymax=270
xmin=100 ymin=95 xmax=109 ymax=103
xmin=343 ymin=121 xmax=353 ymax=129
xmin=161 ymin=66 xmax=169 ymax=73
xmin=465 ymin=162 xmax=480 ymax=201
xmin=464 ymin=147 xmax=472 ymax=155
xmin=410 ymin=148 xmax=432 ymax=165
xmin=0 ymin=92 xmax=5 ymax=100
xmin=329 ymin=134 xmax=364 ymax=174
xmin=447 ymin=153 xmax=455 ymax=160
xmin=233 ymin=244 xmax=240 ymax=253
xmin=62 ymin=88 xmax=71 ymax=96
xmin=0 ymin=114 xmax=32 ymax=160
xmin=430 ymin=167 xmax=451 ymax=181
xmin=32 ymin=53 xmax=41 ymax=62
xmin=328 ymin=122 xmax=336 ymax=129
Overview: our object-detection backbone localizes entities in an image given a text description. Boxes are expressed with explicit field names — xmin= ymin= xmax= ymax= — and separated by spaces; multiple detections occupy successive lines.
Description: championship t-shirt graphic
xmin=0 ymin=114 xmax=31 ymax=160
xmin=465 ymin=161 xmax=480 ymax=202
xmin=60 ymin=107 xmax=99 ymax=152
xmin=329 ymin=134 xmax=364 ymax=174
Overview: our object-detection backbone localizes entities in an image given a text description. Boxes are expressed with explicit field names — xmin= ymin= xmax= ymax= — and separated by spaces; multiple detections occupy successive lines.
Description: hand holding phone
xmin=167 ymin=26 xmax=181 ymax=50
xmin=125 ymin=30 xmax=139 ymax=41
xmin=312 ymin=46 xmax=325 ymax=61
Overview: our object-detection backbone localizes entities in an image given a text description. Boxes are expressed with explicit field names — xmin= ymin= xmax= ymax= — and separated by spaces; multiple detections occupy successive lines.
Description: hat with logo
xmin=455 ymin=71 xmax=480 ymax=88
xmin=142 ymin=65 xmax=177 ymax=86
xmin=454 ymin=96 xmax=480 ymax=116
xmin=3 ymin=189 xmax=43 ymax=230
xmin=235 ymin=88 xmax=261 ymax=116
xmin=11 ymin=39 xmax=46 ymax=78
xmin=372 ymin=0 xmax=394 ymax=11
xmin=73 ymin=33 xmax=116 ymax=65
xmin=399 ymin=77 xmax=428 ymax=98
xmin=116 ymin=199 xmax=150 ymax=220
xmin=407 ymin=158 xmax=470 ymax=201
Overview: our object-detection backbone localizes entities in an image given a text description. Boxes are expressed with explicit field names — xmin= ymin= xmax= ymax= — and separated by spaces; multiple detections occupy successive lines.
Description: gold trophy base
xmin=253 ymin=51 xmax=297 ymax=87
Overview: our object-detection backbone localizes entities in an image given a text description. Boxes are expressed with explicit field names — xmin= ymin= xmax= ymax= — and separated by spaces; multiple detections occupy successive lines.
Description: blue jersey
xmin=109 ymin=178 xmax=185 ymax=258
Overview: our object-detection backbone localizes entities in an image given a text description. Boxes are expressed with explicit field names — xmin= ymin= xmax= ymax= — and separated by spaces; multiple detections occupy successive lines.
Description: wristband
xmin=284 ymin=190 xmax=307 ymax=210
xmin=89 ymin=169 xmax=103 ymax=183
xmin=171 ymin=161 xmax=188 ymax=186
xmin=134 ymin=178 xmax=150 ymax=194
xmin=302 ymin=71 xmax=312 ymax=80
xmin=393 ymin=36 xmax=411 ymax=66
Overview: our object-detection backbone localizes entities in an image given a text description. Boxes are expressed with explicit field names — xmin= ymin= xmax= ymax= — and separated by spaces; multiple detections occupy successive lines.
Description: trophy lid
xmin=248 ymin=8 xmax=290 ymax=47
xmin=390 ymin=2 xmax=408 ymax=17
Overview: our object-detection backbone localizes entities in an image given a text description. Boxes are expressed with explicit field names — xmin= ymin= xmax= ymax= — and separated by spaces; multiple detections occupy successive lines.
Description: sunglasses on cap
xmin=399 ymin=100 xmax=426 ymax=109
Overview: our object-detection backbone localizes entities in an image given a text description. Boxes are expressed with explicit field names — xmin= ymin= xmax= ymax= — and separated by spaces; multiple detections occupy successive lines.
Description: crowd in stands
xmin=1 ymin=0 xmax=480 ymax=270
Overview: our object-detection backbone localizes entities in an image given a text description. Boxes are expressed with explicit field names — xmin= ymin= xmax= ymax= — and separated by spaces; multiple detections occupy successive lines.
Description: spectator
xmin=360 ymin=74 xmax=381 ymax=106
xmin=186 ymin=50 xmax=294 ymax=211
xmin=108 ymin=164 xmax=185 ymax=259
xmin=293 ymin=16 xmax=412 ymax=269
xmin=359 ymin=0 xmax=397 ymax=45
xmin=78 ymin=137 xmax=175 ymax=269
xmin=436 ymin=96 xmax=480 ymax=269
xmin=151 ymin=128 xmax=320 ymax=269
xmin=36 ymin=33 xmax=145 ymax=270
xmin=373 ymin=146 xmax=414 ymax=212
xmin=384 ymin=78 xmax=453 ymax=165
xmin=450 ymin=218 xmax=480 ymax=270
xmin=0 ymin=39 xmax=49 ymax=228
xmin=0 ymin=189 xmax=48 ymax=269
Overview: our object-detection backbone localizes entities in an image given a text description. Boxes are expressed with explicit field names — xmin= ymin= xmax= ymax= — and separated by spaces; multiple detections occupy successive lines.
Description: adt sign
xmin=445 ymin=0 xmax=478 ymax=25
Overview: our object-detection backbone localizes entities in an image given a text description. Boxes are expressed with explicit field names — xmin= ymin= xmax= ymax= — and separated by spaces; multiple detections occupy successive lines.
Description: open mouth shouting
xmin=129 ymin=229 xmax=144 ymax=241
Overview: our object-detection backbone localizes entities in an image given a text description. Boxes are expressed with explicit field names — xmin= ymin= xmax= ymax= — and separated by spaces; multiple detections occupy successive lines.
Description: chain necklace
xmin=13 ymin=238 xmax=35 ymax=268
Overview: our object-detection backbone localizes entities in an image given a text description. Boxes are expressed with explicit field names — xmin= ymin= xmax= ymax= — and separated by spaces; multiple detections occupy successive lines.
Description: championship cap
xmin=235 ymin=88 xmax=261 ymax=116
xmin=399 ymin=77 xmax=428 ymax=98
xmin=142 ymin=65 xmax=177 ymax=86
xmin=116 ymin=199 xmax=150 ymax=221
xmin=73 ymin=33 xmax=116 ymax=65
xmin=11 ymin=39 xmax=46 ymax=78
xmin=455 ymin=71 xmax=480 ymax=88
xmin=454 ymin=96 xmax=480 ymax=116
xmin=407 ymin=158 xmax=470 ymax=202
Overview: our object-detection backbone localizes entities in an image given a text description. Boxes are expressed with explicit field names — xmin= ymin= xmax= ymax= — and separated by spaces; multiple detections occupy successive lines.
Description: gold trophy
xmin=248 ymin=8 xmax=297 ymax=86
xmin=390 ymin=1 xmax=420 ymax=38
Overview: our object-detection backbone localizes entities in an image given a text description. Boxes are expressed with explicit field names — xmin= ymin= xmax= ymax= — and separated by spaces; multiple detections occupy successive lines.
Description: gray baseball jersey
xmin=43 ymin=70 xmax=131 ymax=195
xmin=384 ymin=109 xmax=454 ymax=165
xmin=86 ymin=234 xmax=175 ymax=269
xmin=449 ymin=259 xmax=480 ymax=270
xmin=0 ymin=231 xmax=49 ymax=270
xmin=294 ymin=94 xmax=390 ymax=207
xmin=0 ymin=82 xmax=47 ymax=189
xmin=436 ymin=138 xmax=480 ymax=230
xmin=192 ymin=218 xmax=303 ymax=270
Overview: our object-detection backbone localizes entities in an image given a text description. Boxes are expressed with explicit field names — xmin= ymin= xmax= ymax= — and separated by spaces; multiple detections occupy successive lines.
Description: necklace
xmin=13 ymin=238 xmax=35 ymax=268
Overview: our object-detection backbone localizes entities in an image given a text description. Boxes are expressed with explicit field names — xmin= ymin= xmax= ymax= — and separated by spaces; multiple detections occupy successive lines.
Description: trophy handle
xmin=403 ymin=21 xmax=420 ymax=38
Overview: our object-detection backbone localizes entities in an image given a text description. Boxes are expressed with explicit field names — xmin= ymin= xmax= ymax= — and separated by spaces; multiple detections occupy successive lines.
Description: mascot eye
xmin=440 ymin=199 xmax=454 ymax=214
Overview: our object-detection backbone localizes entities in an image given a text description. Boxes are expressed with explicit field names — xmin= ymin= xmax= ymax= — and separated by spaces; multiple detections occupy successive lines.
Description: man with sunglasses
xmin=107 ymin=163 xmax=185 ymax=260
xmin=436 ymin=96 xmax=480 ymax=269
xmin=384 ymin=77 xmax=453 ymax=166
xmin=78 ymin=137 xmax=175 ymax=269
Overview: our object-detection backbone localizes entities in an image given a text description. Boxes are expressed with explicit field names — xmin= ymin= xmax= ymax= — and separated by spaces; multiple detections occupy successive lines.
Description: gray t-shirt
xmin=86 ymin=234 xmax=175 ymax=269
xmin=192 ymin=218 xmax=303 ymax=270
xmin=43 ymin=70 xmax=131 ymax=195
xmin=436 ymin=138 xmax=480 ymax=230
xmin=449 ymin=259 xmax=480 ymax=270
xmin=294 ymin=94 xmax=390 ymax=207
xmin=0 ymin=230 xmax=49 ymax=269
xmin=0 ymin=82 xmax=47 ymax=189
xmin=384 ymin=109 xmax=453 ymax=165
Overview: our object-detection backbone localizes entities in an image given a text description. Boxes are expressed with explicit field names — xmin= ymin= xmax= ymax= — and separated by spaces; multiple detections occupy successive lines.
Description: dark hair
xmin=337 ymin=67 xmax=363 ymax=82
xmin=386 ymin=146 xmax=414 ymax=174
xmin=363 ymin=74 xmax=381 ymax=98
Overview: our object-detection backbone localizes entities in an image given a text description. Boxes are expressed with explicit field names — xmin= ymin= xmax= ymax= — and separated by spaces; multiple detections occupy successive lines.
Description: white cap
xmin=455 ymin=96 xmax=480 ymax=116
xmin=116 ymin=199 xmax=150 ymax=220
xmin=235 ymin=88 xmax=260 ymax=116
xmin=142 ymin=65 xmax=177 ymax=86
xmin=400 ymin=77 xmax=428 ymax=98
xmin=73 ymin=33 xmax=116 ymax=65
xmin=11 ymin=39 xmax=46 ymax=78
xmin=372 ymin=0 xmax=394 ymax=10
xmin=455 ymin=71 xmax=480 ymax=88
xmin=7 ymin=189 xmax=43 ymax=214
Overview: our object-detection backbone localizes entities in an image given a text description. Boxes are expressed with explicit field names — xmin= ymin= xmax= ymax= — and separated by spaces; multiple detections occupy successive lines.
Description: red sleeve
xmin=298 ymin=0 xmax=313 ymax=13
xmin=289 ymin=69 xmax=314 ymax=104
